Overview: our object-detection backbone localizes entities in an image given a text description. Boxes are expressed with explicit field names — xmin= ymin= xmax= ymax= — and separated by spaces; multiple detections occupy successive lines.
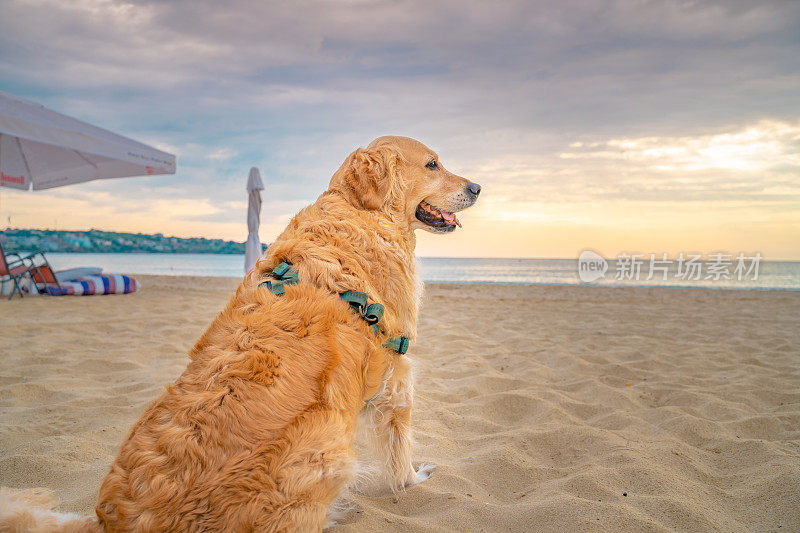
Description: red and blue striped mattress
xmin=44 ymin=274 xmax=140 ymax=296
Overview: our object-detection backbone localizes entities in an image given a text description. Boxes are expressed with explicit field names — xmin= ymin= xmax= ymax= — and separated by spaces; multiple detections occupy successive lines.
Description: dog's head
xmin=328 ymin=136 xmax=481 ymax=234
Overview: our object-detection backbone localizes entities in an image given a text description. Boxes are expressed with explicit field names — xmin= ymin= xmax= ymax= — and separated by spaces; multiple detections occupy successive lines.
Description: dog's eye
xmin=426 ymin=160 xmax=438 ymax=170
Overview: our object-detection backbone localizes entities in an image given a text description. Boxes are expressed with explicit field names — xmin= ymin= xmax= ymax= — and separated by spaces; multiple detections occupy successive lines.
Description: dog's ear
xmin=329 ymin=147 xmax=395 ymax=210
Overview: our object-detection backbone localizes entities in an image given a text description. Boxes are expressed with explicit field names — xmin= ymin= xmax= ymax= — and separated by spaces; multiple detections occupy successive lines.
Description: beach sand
xmin=1 ymin=276 xmax=798 ymax=531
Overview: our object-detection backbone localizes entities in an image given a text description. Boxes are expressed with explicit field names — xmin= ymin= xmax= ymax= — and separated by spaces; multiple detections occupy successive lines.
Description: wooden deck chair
xmin=0 ymin=242 xmax=34 ymax=299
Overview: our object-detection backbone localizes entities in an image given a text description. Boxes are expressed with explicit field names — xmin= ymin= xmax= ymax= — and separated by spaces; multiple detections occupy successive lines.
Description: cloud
xmin=0 ymin=0 xmax=798 ymax=257
xmin=559 ymin=120 xmax=800 ymax=171
xmin=548 ymin=120 xmax=800 ymax=202
xmin=205 ymin=148 xmax=238 ymax=162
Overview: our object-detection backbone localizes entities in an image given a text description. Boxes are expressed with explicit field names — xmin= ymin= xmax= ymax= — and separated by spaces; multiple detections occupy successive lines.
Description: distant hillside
xmin=0 ymin=228 xmax=262 ymax=254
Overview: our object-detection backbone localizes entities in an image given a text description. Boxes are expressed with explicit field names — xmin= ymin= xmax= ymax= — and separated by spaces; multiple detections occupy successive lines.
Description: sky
xmin=0 ymin=0 xmax=798 ymax=259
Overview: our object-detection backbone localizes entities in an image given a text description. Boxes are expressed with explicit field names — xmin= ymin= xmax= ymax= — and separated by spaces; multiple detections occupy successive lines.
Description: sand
xmin=1 ymin=276 xmax=798 ymax=532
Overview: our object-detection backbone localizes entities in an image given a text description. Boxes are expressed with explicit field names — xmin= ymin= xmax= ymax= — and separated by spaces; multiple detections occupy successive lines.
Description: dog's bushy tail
xmin=0 ymin=487 xmax=101 ymax=533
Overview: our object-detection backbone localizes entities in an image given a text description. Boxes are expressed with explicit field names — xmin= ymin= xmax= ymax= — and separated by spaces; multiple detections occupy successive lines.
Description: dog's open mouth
xmin=415 ymin=200 xmax=462 ymax=232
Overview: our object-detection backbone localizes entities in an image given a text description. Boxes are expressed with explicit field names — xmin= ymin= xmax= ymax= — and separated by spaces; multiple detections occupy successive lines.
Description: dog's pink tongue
xmin=442 ymin=211 xmax=461 ymax=228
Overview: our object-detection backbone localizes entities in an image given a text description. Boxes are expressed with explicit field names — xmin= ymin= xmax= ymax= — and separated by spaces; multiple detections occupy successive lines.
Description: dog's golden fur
xmin=0 ymin=136 xmax=479 ymax=532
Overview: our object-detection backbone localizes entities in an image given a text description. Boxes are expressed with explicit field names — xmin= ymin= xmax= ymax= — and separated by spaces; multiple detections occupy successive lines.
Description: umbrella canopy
xmin=0 ymin=90 xmax=175 ymax=191
xmin=244 ymin=167 xmax=264 ymax=273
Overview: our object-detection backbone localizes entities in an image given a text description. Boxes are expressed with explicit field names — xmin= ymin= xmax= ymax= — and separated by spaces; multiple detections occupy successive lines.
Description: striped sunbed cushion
xmin=44 ymin=274 xmax=140 ymax=296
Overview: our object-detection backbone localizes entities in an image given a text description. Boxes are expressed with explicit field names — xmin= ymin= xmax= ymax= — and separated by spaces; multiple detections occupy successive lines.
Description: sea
xmin=41 ymin=253 xmax=800 ymax=291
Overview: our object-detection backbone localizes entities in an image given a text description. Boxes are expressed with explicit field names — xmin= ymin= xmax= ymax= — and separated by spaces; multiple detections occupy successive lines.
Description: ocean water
xmin=40 ymin=253 xmax=800 ymax=290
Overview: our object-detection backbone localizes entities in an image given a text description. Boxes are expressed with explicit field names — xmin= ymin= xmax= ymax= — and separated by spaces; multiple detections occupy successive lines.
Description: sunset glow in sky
xmin=1 ymin=0 xmax=798 ymax=258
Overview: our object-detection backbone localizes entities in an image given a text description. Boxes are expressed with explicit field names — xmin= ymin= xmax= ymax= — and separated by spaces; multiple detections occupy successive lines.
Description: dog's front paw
xmin=410 ymin=463 xmax=436 ymax=486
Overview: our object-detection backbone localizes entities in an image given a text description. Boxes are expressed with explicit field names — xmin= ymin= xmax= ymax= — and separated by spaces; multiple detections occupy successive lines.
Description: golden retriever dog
xmin=0 ymin=136 xmax=481 ymax=532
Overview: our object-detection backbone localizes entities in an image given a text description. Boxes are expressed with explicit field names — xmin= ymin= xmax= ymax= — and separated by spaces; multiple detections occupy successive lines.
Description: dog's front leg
xmin=368 ymin=357 xmax=434 ymax=491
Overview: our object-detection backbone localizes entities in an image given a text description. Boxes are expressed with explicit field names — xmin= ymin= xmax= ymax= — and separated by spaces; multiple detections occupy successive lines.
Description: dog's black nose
xmin=467 ymin=182 xmax=481 ymax=197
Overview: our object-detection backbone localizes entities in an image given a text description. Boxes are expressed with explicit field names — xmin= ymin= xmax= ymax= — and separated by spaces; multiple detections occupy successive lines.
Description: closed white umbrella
xmin=244 ymin=167 xmax=264 ymax=273
xmin=0 ymin=90 xmax=175 ymax=190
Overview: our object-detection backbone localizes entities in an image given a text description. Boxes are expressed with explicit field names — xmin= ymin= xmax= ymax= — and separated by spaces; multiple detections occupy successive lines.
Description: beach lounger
xmin=0 ymin=242 xmax=34 ymax=299
xmin=53 ymin=267 xmax=103 ymax=283
xmin=28 ymin=261 xmax=61 ymax=292
xmin=1 ymin=244 xmax=138 ymax=296
xmin=12 ymin=250 xmax=65 ymax=295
